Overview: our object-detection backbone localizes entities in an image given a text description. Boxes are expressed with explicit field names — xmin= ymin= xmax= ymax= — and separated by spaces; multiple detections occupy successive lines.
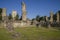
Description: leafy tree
xmin=39 ymin=16 xmax=46 ymax=22
xmin=8 ymin=13 xmax=12 ymax=20
xmin=20 ymin=16 xmax=22 ymax=20
xmin=15 ymin=13 xmax=19 ymax=20
xmin=39 ymin=16 xmax=44 ymax=21
xmin=44 ymin=16 xmax=46 ymax=22
xmin=53 ymin=13 xmax=57 ymax=21
xmin=36 ymin=15 xmax=40 ymax=22
xmin=53 ymin=10 xmax=60 ymax=21
xmin=0 ymin=8 xmax=2 ymax=20
xmin=58 ymin=10 xmax=60 ymax=21
xmin=48 ymin=17 xmax=50 ymax=20
xmin=32 ymin=18 xmax=35 ymax=22
xmin=31 ymin=18 xmax=35 ymax=25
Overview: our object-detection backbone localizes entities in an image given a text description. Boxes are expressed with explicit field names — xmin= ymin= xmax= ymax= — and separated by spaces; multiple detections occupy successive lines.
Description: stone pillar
xmin=46 ymin=16 xmax=48 ymax=21
xmin=2 ymin=8 xmax=6 ymax=21
xmin=12 ymin=10 xmax=17 ymax=20
xmin=57 ymin=12 xmax=59 ymax=22
xmin=2 ymin=8 xmax=7 ymax=27
xmin=50 ymin=11 xmax=53 ymax=23
xmin=22 ymin=1 xmax=27 ymax=21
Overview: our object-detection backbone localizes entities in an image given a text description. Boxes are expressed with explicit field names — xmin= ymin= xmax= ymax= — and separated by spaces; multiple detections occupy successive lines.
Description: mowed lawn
xmin=0 ymin=27 xmax=60 ymax=40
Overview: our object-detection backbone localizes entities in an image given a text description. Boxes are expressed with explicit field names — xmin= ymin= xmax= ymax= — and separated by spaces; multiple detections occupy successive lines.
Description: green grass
xmin=0 ymin=27 xmax=60 ymax=40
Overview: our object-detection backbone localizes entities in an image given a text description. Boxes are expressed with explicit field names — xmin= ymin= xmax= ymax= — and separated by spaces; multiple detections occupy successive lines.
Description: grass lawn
xmin=0 ymin=27 xmax=60 ymax=40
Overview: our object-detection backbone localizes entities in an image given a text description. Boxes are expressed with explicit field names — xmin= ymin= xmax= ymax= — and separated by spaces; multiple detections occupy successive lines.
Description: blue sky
xmin=0 ymin=0 xmax=60 ymax=19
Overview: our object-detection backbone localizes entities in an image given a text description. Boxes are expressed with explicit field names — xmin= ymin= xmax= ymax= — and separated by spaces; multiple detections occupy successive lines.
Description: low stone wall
xmin=13 ymin=22 xmax=30 ymax=27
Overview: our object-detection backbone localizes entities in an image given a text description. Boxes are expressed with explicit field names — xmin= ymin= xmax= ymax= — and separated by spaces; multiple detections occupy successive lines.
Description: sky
xmin=0 ymin=0 xmax=60 ymax=19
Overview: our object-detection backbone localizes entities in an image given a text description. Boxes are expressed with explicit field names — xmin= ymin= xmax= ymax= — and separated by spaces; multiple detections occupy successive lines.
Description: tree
xmin=53 ymin=10 xmax=60 ymax=22
xmin=48 ymin=17 xmax=50 ymax=20
xmin=39 ymin=16 xmax=44 ymax=21
xmin=58 ymin=10 xmax=60 ymax=21
xmin=32 ymin=18 xmax=35 ymax=22
xmin=8 ymin=13 xmax=12 ymax=20
xmin=44 ymin=16 xmax=46 ymax=22
xmin=15 ymin=13 xmax=19 ymax=20
xmin=31 ymin=18 xmax=35 ymax=25
xmin=0 ymin=8 xmax=2 ymax=20
xmin=20 ymin=16 xmax=22 ymax=20
xmin=53 ymin=13 xmax=57 ymax=22
xmin=36 ymin=15 xmax=40 ymax=22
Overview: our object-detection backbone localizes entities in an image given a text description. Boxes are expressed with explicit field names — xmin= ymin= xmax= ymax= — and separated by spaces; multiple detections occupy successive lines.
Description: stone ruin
xmin=0 ymin=2 xmax=31 ymax=39
xmin=31 ymin=11 xmax=60 ymax=28
xmin=1 ymin=1 xmax=60 ymax=39
xmin=1 ymin=8 xmax=20 ymax=39
xmin=1 ymin=1 xmax=31 ymax=28
xmin=0 ymin=1 xmax=60 ymax=29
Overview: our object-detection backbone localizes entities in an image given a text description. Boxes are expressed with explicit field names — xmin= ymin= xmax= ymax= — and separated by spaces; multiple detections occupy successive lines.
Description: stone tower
xmin=12 ymin=10 xmax=17 ymax=20
xmin=22 ymin=1 xmax=27 ymax=21
xmin=2 ymin=8 xmax=6 ymax=21
xmin=50 ymin=11 xmax=53 ymax=23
